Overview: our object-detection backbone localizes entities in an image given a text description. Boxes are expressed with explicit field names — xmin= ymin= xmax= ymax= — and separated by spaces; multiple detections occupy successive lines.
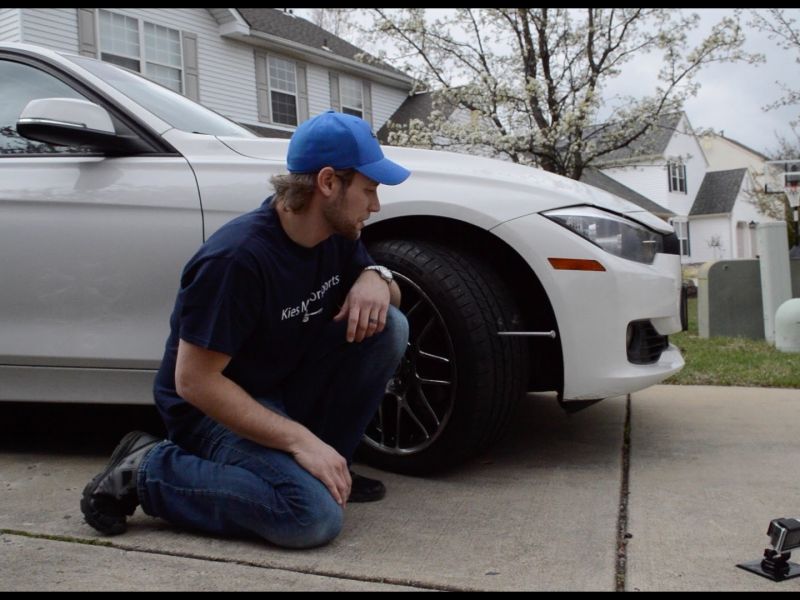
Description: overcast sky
xmin=297 ymin=8 xmax=798 ymax=157
xmin=601 ymin=8 xmax=798 ymax=157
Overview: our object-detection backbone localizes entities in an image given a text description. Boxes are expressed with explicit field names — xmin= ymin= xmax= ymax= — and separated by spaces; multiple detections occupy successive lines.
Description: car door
xmin=0 ymin=54 xmax=202 ymax=370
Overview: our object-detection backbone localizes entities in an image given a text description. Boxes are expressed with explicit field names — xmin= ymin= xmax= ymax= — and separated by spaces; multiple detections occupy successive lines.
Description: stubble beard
xmin=322 ymin=188 xmax=360 ymax=241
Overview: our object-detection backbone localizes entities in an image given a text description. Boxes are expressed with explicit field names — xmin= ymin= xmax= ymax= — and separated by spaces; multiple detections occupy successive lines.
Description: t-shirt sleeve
xmin=343 ymin=239 xmax=376 ymax=289
xmin=177 ymin=256 xmax=263 ymax=357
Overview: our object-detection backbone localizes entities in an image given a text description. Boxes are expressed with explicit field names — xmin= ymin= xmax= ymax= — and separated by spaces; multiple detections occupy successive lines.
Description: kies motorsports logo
xmin=280 ymin=274 xmax=341 ymax=323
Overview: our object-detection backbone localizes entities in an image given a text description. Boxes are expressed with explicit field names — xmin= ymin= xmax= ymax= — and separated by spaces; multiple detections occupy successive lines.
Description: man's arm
xmin=174 ymin=339 xmax=352 ymax=506
xmin=333 ymin=269 xmax=401 ymax=342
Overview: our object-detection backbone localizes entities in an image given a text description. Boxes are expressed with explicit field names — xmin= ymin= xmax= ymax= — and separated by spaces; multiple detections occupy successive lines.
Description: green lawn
xmin=664 ymin=297 xmax=800 ymax=388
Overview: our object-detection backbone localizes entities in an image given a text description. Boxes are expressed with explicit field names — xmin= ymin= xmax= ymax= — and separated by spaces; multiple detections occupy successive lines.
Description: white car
xmin=0 ymin=42 xmax=685 ymax=473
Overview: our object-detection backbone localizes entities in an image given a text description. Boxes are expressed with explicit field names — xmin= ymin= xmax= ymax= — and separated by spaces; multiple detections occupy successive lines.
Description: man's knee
xmin=271 ymin=495 xmax=344 ymax=549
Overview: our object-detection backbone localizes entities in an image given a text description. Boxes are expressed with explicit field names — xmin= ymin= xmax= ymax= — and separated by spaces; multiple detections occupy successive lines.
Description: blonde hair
xmin=270 ymin=169 xmax=357 ymax=212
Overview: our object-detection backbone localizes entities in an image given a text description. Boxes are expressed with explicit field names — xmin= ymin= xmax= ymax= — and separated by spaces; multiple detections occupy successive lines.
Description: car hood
xmin=218 ymin=136 xmax=672 ymax=234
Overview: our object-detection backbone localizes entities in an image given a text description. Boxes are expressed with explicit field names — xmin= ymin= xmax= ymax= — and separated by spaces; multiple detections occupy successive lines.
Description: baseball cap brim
xmin=355 ymin=157 xmax=411 ymax=186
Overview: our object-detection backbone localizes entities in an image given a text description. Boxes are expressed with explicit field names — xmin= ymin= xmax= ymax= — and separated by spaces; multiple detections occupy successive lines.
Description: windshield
xmin=65 ymin=54 xmax=256 ymax=137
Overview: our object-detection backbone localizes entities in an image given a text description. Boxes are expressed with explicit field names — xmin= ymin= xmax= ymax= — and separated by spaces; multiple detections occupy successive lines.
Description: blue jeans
xmin=137 ymin=306 xmax=408 ymax=549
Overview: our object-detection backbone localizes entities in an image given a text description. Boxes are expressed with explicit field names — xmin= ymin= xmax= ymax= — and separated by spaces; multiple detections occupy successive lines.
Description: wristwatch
xmin=364 ymin=264 xmax=394 ymax=284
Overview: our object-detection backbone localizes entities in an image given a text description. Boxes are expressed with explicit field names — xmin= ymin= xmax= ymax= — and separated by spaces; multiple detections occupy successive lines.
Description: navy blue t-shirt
xmin=153 ymin=197 xmax=375 ymax=435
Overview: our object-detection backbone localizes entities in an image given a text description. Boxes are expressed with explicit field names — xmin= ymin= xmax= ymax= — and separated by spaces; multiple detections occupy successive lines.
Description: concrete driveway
xmin=1 ymin=385 xmax=799 ymax=591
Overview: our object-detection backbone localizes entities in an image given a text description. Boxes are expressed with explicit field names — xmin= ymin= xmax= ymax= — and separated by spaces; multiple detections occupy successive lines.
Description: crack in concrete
xmin=615 ymin=394 xmax=632 ymax=592
xmin=0 ymin=528 xmax=462 ymax=591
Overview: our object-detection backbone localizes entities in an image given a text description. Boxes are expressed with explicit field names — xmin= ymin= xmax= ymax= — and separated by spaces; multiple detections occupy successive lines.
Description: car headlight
xmin=542 ymin=205 xmax=664 ymax=264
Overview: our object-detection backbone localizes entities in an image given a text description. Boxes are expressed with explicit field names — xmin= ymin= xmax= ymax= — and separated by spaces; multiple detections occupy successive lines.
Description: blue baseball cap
xmin=287 ymin=110 xmax=411 ymax=185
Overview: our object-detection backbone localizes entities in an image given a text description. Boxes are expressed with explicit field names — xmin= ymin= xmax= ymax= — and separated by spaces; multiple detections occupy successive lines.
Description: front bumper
xmin=492 ymin=213 xmax=685 ymax=400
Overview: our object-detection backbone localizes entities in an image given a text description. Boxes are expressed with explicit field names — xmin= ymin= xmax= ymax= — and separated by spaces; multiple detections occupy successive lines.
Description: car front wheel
xmin=359 ymin=239 xmax=529 ymax=474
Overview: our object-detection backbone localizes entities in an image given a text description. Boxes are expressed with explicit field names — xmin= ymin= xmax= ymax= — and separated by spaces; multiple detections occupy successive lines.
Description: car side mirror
xmin=17 ymin=97 xmax=149 ymax=155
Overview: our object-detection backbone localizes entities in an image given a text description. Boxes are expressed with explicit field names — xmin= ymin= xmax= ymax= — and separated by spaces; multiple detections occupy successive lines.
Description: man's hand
xmin=334 ymin=269 xmax=393 ymax=342
xmin=175 ymin=339 xmax=352 ymax=506
xmin=289 ymin=434 xmax=352 ymax=507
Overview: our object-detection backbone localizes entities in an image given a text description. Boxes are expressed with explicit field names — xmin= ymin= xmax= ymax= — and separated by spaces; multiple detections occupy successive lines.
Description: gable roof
xmin=580 ymin=168 xmax=674 ymax=218
xmin=237 ymin=9 xmax=409 ymax=81
xmin=689 ymin=168 xmax=747 ymax=216
xmin=592 ymin=112 xmax=684 ymax=165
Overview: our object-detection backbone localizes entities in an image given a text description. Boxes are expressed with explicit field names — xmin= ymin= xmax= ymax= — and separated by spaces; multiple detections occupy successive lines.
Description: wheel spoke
xmin=417 ymin=316 xmax=436 ymax=345
xmin=401 ymin=401 xmax=430 ymax=440
xmin=418 ymin=350 xmax=450 ymax=364
xmin=395 ymin=398 xmax=403 ymax=450
xmin=405 ymin=298 xmax=424 ymax=319
xmin=418 ymin=376 xmax=451 ymax=386
xmin=377 ymin=403 xmax=385 ymax=446
xmin=416 ymin=386 xmax=441 ymax=428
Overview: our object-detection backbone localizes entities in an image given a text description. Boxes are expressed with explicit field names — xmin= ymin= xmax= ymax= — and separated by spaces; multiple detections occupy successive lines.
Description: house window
xmin=671 ymin=219 xmax=691 ymax=257
xmin=668 ymin=161 xmax=687 ymax=194
xmin=268 ymin=56 xmax=298 ymax=126
xmin=98 ymin=10 xmax=183 ymax=94
xmin=339 ymin=75 xmax=363 ymax=119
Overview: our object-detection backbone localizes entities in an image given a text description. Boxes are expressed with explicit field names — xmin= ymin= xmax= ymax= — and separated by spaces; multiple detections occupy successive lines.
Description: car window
xmin=66 ymin=54 xmax=256 ymax=138
xmin=0 ymin=59 xmax=99 ymax=155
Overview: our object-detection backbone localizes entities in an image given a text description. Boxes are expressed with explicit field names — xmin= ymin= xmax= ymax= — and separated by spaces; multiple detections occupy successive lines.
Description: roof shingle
xmin=689 ymin=169 xmax=747 ymax=216
xmin=237 ymin=9 xmax=408 ymax=79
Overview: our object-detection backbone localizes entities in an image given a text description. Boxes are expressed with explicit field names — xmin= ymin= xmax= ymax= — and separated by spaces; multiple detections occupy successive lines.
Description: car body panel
xmin=220 ymin=136 xmax=674 ymax=234
xmin=491 ymin=214 xmax=684 ymax=399
xmin=0 ymin=154 xmax=202 ymax=368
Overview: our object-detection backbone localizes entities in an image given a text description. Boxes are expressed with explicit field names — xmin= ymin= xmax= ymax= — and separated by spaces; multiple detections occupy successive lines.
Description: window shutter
xmin=362 ymin=80 xmax=373 ymax=126
xmin=182 ymin=32 xmax=199 ymax=101
xmin=296 ymin=63 xmax=309 ymax=123
xmin=667 ymin=163 xmax=673 ymax=192
xmin=77 ymin=8 xmax=98 ymax=57
xmin=329 ymin=72 xmax=341 ymax=112
xmin=254 ymin=50 xmax=270 ymax=123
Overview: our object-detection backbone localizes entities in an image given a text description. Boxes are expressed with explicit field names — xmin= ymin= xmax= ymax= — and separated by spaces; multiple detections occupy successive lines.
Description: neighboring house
xmin=693 ymin=133 xmax=785 ymax=261
xmin=579 ymin=168 xmax=675 ymax=221
xmin=700 ymin=132 xmax=783 ymax=192
xmin=689 ymin=168 xmax=764 ymax=261
xmin=0 ymin=8 xmax=414 ymax=136
xmin=595 ymin=112 xmax=705 ymax=262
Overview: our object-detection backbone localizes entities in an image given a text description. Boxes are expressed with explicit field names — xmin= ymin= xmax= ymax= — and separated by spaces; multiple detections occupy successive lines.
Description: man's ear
xmin=316 ymin=167 xmax=337 ymax=198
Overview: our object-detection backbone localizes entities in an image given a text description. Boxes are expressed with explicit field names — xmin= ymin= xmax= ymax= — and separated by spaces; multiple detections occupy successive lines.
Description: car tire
xmin=358 ymin=239 xmax=529 ymax=474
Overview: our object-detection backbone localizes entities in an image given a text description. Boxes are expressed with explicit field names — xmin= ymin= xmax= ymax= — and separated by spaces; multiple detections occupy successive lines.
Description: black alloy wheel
xmin=359 ymin=239 xmax=529 ymax=475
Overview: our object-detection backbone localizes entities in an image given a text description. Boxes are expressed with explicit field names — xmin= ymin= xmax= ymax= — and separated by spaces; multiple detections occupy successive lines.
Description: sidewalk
xmin=1 ymin=385 xmax=799 ymax=591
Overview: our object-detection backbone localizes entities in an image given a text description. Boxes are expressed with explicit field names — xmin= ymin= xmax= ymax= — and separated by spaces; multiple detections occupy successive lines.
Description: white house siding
xmin=306 ymin=62 xmax=409 ymax=131
xmin=306 ymin=62 xmax=332 ymax=120
xmin=0 ymin=9 xmax=21 ymax=42
xmin=371 ymin=84 xmax=409 ymax=131
xmin=689 ymin=175 xmax=772 ymax=261
xmin=662 ymin=115 xmax=707 ymax=215
xmin=89 ymin=9 xmax=258 ymax=125
xmin=19 ymin=8 xmax=78 ymax=53
xmin=690 ymin=215 xmax=731 ymax=262
xmin=602 ymin=114 xmax=708 ymax=217
xmin=602 ymin=163 xmax=670 ymax=209
xmin=701 ymin=134 xmax=784 ymax=198
xmin=701 ymin=135 xmax=759 ymax=171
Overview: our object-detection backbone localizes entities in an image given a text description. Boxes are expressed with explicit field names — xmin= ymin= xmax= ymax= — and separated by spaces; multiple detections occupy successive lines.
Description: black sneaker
xmin=80 ymin=431 xmax=160 ymax=535
xmin=349 ymin=470 xmax=386 ymax=503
